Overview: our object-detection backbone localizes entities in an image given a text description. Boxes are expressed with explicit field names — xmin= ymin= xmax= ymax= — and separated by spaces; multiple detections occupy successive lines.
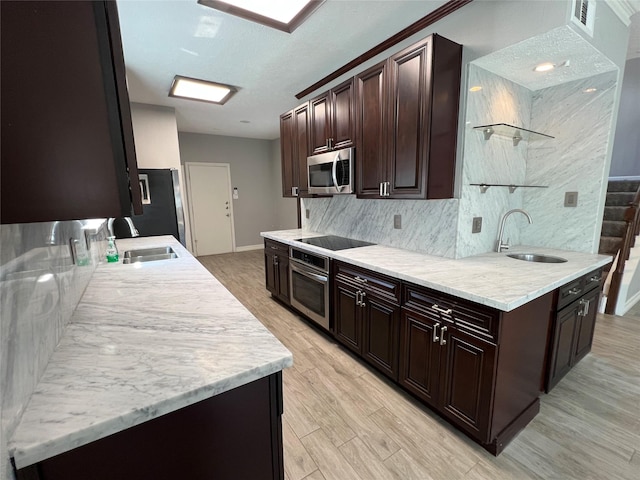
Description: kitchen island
xmin=9 ymin=236 xmax=292 ymax=479
xmin=261 ymin=229 xmax=611 ymax=454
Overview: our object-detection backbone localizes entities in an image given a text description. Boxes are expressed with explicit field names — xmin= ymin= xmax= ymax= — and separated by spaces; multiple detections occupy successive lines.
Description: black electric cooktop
xmin=295 ymin=235 xmax=375 ymax=251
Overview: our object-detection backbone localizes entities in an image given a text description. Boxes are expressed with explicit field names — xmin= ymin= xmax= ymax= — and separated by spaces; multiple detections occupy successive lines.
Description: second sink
xmin=507 ymin=253 xmax=567 ymax=263
xmin=122 ymin=246 xmax=177 ymax=264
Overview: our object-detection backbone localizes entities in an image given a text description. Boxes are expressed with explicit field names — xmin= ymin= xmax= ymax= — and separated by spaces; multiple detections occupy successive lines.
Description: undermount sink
xmin=507 ymin=253 xmax=567 ymax=263
xmin=122 ymin=247 xmax=177 ymax=264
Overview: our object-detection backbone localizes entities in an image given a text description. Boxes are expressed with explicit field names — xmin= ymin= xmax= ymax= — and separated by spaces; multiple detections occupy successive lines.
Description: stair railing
xmin=605 ymin=184 xmax=640 ymax=314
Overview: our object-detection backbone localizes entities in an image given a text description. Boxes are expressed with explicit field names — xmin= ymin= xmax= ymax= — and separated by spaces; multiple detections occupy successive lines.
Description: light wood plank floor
xmin=198 ymin=250 xmax=640 ymax=480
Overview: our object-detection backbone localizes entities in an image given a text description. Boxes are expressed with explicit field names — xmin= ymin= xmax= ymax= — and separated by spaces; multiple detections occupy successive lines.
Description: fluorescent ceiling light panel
xmin=198 ymin=0 xmax=324 ymax=33
xmin=169 ymin=75 xmax=237 ymax=105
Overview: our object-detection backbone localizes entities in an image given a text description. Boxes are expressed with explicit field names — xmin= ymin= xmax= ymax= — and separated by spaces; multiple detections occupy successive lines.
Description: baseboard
xmin=609 ymin=176 xmax=640 ymax=181
xmin=235 ymin=244 xmax=263 ymax=252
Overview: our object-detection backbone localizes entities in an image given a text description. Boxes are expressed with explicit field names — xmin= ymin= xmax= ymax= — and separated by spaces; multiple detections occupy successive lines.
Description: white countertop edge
xmin=10 ymin=356 xmax=292 ymax=470
xmin=261 ymin=230 xmax=612 ymax=312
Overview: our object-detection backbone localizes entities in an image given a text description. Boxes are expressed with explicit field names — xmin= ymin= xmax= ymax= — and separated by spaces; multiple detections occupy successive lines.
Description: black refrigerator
xmin=132 ymin=168 xmax=186 ymax=246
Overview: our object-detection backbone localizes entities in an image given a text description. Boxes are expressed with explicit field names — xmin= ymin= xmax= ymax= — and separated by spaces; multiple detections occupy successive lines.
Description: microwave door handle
xmin=332 ymin=153 xmax=343 ymax=193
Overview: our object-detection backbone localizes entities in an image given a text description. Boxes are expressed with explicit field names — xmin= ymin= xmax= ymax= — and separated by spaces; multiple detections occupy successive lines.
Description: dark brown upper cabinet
xmin=280 ymin=103 xmax=310 ymax=198
xmin=1 ymin=1 xmax=142 ymax=224
xmin=309 ymin=78 xmax=355 ymax=154
xmin=356 ymin=34 xmax=462 ymax=200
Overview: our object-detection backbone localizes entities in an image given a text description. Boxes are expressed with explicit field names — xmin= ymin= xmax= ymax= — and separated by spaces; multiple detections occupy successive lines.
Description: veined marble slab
xmin=262 ymin=230 xmax=611 ymax=311
xmin=9 ymin=236 xmax=292 ymax=470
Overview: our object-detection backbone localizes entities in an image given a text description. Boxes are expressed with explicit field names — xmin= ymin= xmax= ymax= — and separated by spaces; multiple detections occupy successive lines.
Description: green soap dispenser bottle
xmin=106 ymin=236 xmax=119 ymax=263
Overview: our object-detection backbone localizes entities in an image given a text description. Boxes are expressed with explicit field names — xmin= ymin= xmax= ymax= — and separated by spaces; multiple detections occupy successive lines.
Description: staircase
xmin=599 ymin=180 xmax=640 ymax=255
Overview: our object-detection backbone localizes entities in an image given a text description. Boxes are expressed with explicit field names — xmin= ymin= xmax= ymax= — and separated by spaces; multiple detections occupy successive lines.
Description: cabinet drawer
xmin=334 ymin=261 xmax=401 ymax=304
xmin=403 ymin=283 xmax=499 ymax=342
xmin=264 ymin=239 xmax=289 ymax=255
xmin=557 ymin=267 xmax=603 ymax=311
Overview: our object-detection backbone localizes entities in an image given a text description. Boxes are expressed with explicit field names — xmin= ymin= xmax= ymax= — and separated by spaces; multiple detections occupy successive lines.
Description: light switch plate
xmin=472 ymin=217 xmax=482 ymax=233
xmin=394 ymin=214 xmax=402 ymax=229
xmin=305 ymin=209 xmax=310 ymax=219
xmin=565 ymin=192 xmax=578 ymax=207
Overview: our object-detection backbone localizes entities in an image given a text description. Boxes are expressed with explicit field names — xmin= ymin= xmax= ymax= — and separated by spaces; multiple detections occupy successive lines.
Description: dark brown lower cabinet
xmin=333 ymin=262 xmax=401 ymax=380
xmin=399 ymin=308 xmax=496 ymax=442
xmin=399 ymin=282 xmax=554 ymax=455
xmin=264 ymin=240 xmax=290 ymax=305
xmin=546 ymin=284 xmax=600 ymax=392
xmin=15 ymin=373 xmax=284 ymax=480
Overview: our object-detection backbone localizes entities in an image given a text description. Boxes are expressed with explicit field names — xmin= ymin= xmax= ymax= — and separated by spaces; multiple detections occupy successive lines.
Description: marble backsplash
xmin=301 ymin=195 xmax=459 ymax=258
xmin=0 ymin=219 xmax=108 ymax=480
xmin=521 ymin=71 xmax=618 ymax=252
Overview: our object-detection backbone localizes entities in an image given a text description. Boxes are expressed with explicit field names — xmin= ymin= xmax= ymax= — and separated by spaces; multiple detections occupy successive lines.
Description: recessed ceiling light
xmin=533 ymin=62 xmax=555 ymax=72
xmin=198 ymin=0 xmax=324 ymax=33
xmin=469 ymin=85 xmax=482 ymax=92
xmin=169 ymin=75 xmax=237 ymax=105
xmin=583 ymin=87 xmax=597 ymax=93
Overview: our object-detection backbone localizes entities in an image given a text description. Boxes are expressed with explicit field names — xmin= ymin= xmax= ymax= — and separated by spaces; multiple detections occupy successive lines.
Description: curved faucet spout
xmin=496 ymin=209 xmax=532 ymax=253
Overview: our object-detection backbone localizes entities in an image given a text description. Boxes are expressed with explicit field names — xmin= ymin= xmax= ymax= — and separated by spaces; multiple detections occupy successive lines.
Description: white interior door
xmin=185 ymin=163 xmax=234 ymax=256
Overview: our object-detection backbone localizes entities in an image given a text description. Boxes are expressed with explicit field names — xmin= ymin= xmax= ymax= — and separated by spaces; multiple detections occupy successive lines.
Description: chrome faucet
xmin=107 ymin=217 xmax=139 ymax=238
xmin=496 ymin=209 xmax=532 ymax=252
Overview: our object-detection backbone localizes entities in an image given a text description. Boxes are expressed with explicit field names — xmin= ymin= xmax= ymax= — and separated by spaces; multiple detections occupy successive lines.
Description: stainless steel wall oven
xmin=289 ymin=247 xmax=330 ymax=331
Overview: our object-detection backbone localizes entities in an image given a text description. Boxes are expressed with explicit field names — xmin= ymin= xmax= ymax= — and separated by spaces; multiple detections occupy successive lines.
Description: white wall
xmin=178 ymin=133 xmax=294 ymax=248
xmin=129 ymin=103 xmax=193 ymax=250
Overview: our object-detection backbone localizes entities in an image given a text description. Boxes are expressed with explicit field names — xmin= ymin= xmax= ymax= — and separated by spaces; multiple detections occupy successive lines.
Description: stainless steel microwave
xmin=307 ymin=147 xmax=354 ymax=195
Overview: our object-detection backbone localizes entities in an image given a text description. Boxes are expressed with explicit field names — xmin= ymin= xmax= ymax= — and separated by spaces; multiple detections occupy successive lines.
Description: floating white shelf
xmin=470 ymin=183 xmax=549 ymax=194
xmin=473 ymin=123 xmax=554 ymax=146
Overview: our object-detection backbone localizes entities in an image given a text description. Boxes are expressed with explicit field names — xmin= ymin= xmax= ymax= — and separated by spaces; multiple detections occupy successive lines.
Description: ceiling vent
xmin=571 ymin=0 xmax=596 ymax=36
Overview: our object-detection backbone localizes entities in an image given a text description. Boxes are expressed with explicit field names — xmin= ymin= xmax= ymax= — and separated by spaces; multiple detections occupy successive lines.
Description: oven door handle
xmin=332 ymin=153 xmax=344 ymax=193
xmin=290 ymin=260 xmax=328 ymax=282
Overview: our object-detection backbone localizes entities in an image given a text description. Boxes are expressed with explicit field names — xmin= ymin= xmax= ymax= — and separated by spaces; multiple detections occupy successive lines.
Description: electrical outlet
xmin=564 ymin=192 xmax=578 ymax=207
xmin=472 ymin=217 xmax=482 ymax=233
xmin=394 ymin=214 xmax=402 ymax=229
xmin=305 ymin=209 xmax=310 ymax=219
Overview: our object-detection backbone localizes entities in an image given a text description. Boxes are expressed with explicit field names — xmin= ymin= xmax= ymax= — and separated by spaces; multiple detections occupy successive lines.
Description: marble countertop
xmin=262 ymin=229 xmax=612 ymax=311
xmin=9 ymin=236 xmax=293 ymax=470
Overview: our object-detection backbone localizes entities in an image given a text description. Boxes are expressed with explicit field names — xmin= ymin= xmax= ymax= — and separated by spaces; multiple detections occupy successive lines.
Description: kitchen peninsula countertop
xmin=262 ymin=229 xmax=612 ymax=311
xmin=9 ymin=236 xmax=293 ymax=470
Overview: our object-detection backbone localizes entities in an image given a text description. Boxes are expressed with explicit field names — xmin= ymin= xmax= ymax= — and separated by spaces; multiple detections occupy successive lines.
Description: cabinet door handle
xmin=273 ymin=255 xmax=278 ymax=266
xmin=356 ymin=291 xmax=362 ymax=306
xmin=292 ymin=186 xmax=299 ymax=196
xmin=440 ymin=326 xmax=447 ymax=346
xmin=379 ymin=182 xmax=384 ymax=196
xmin=433 ymin=323 xmax=440 ymax=343
xmin=568 ymin=287 xmax=582 ymax=295
xmin=385 ymin=181 xmax=391 ymax=197
xmin=431 ymin=304 xmax=452 ymax=315
xmin=360 ymin=291 xmax=366 ymax=308
xmin=579 ymin=298 xmax=590 ymax=316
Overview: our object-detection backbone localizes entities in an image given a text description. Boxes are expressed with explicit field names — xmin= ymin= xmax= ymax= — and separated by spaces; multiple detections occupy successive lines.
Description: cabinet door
xmin=331 ymin=79 xmax=355 ymax=150
xmin=276 ymin=255 xmax=291 ymax=305
xmin=355 ymin=61 xmax=388 ymax=198
xmin=387 ymin=39 xmax=431 ymax=199
xmin=438 ymin=327 xmax=496 ymax=442
xmin=399 ymin=309 xmax=441 ymax=406
xmin=1 ymin=0 xmax=141 ymax=223
xmin=546 ymin=306 xmax=578 ymax=391
xmin=294 ymin=104 xmax=310 ymax=196
xmin=310 ymin=93 xmax=331 ymax=154
xmin=362 ymin=293 xmax=400 ymax=380
xmin=264 ymin=251 xmax=278 ymax=296
xmin=574 ymin=289 xmax=600 ymax=363
xmin=280 ymin=111 xmax=296 ymax=198
xmin=334 ymin=279 xmax=362 ymax=354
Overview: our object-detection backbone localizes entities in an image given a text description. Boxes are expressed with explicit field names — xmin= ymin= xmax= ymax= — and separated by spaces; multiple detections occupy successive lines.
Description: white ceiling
xmin=117 ymin=0 xmax=450 ymax=140
xmin=117 ymin=0 xmax=640 ymax=140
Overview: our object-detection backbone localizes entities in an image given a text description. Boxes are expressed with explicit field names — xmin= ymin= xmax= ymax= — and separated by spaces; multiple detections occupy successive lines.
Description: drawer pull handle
xmin=354 ymin=276 xmax=368 ymax=283
xmin=433 ymin=323 xmax=440 ymax=343
xmin=568 ymin=287 xmax=582 ymax=295
xmin=432 ymin=304 xmax=452 ymax=315
xmin=440 ymin=326 xmax=448 ymax=346
xmin=588 ymin=275 xmax=601 ymax=282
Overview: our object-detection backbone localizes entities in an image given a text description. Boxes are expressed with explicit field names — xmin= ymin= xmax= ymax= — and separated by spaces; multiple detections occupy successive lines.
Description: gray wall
xmin=178 ymin=132 xmax=294 ymax=248
xmin=609 ymin=57 xmax=640 ymax=177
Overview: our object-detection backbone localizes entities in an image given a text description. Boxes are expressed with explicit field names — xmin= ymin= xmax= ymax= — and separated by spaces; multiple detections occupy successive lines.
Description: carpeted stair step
xmin=606 ymin=191 xmax=636 ymax=206
xmin=599 ymin=236 xmax=622 ymax=255
xmin=603 ymin=206 xmax=628 ymax=221
xmin=601 ymin=220 xmax=627 ymax=238
xmin=607 ymin=180 xmax=640 ymax=193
